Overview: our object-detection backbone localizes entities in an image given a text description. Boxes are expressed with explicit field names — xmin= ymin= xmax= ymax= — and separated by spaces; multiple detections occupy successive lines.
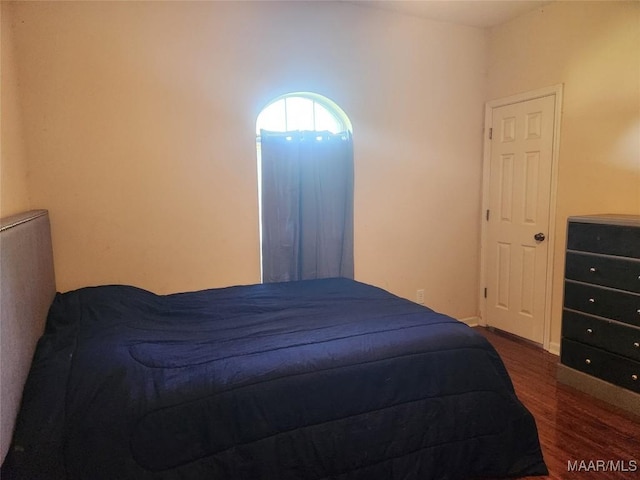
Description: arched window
xmin=256 ymin=92 xmax=352 ymax=135
xmin=256 ymin=93 xmax=354 ymax=283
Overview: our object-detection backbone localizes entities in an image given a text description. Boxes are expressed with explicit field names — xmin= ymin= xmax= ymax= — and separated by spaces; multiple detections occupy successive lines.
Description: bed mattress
xmin=3 ymin=278 xmax=547 ymax=479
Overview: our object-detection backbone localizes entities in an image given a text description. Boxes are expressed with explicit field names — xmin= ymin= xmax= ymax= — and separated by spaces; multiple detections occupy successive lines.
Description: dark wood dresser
xmin=558 ymin=214 xmax=640 ymax=414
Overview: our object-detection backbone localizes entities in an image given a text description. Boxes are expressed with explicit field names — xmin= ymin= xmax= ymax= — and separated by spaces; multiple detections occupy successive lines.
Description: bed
xmin=1 ymin=210 xmax=547 ymax=480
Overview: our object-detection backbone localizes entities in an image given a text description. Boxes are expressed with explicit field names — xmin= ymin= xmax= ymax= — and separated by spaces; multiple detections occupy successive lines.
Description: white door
xmin=484 ymin=95 xmax=556 ymax=344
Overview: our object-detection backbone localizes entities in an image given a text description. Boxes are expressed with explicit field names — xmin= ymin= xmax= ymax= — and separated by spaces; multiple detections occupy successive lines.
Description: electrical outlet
xmin=416 ymin=289 xmax=425 ymax=305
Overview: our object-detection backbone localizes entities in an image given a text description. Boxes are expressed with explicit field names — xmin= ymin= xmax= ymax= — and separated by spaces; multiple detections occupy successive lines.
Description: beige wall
xmin=7 ymin=1 xmax=487 ymax=320
xmin=1 ymin=3 xmax=30 ymax=217
xmin=488 ymin=1 xmax=640 ymax=348
xmin=6 ymin=1 xmax=637 ymax=341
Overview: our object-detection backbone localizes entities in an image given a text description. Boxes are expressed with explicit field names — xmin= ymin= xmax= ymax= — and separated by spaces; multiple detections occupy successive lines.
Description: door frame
xmin=479 ymin=84 xmax=563 ymax=354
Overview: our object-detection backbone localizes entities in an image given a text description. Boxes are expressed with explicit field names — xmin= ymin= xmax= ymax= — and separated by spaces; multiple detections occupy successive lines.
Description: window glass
xmin=285 ymin=97 xmax=315 ymax=131
xmin=256 ymin=101 xmax=286 ymax=134
xmin=256 ymin=93 xmax=349 ymax=135
xmin=314 ymin=104 xmax=342 ymax=132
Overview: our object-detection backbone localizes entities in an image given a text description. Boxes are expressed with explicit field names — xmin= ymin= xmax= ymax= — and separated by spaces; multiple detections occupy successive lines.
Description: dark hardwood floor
xmin=476 ymin=327 xmax=640 ymax=480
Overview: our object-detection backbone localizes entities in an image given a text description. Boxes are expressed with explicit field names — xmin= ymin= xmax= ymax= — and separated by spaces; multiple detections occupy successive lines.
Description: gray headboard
xmin=0 ymin=210 xmax=56 ymax=462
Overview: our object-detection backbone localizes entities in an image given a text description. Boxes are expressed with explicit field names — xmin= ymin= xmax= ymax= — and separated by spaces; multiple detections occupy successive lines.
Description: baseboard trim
xmin=548 ymin=341 xmax=560 ymax=356
xmin=459 ymin=316 xmax=480 ymax=327
xmin=475 ymin=324 xmax=559 ymax=356
xmin=557 ymin=364 xmax=640 ymax=417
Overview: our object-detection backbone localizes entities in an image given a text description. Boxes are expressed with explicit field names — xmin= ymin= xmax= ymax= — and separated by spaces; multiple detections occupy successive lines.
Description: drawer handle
xmin=586 ymin=328 xmax=594 ymax=334
xmin=588 ymin=298 xmax=596 ymax=304
xmin=585 ymin=358 xmax=591 ymax=365
xmin=634 ymin=342 xmax=640 ymax=349
xmin=589 ymin=267 xmax=597 ymax=273
xmin=633 ymin=374 xmax=638 ymax=382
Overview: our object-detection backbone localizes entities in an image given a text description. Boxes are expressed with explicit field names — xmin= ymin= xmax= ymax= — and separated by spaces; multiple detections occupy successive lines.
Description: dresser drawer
xmin=565 ymin=252 xmax=640 ymax=293
xmin=561 ymin=339 xmax=640 ymax=393
xmin=564 ymin=281 xmax=640 ymax=327
xmin=607 ymin=321 xmax=640 ymax=362
xmin=561 ymin=310 xmax=608 ymax=349
xmin=562 ymin=310 xmax=640 ymax=361
xmin=567 ymin=221 xmax=640 ymax=257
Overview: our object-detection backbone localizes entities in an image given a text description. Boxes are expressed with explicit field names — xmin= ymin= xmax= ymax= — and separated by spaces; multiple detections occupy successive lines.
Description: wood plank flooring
xmin=476 ymin=327 xmax=640 ymax=480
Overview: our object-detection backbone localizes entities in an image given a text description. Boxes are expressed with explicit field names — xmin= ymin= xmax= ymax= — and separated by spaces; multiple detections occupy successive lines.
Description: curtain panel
xmin=260 ymin=130 xmax=354 ymax=283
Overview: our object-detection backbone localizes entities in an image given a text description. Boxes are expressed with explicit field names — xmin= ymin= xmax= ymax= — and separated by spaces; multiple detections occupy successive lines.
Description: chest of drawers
xmin=558 ymin=214 xmax=640 ymax=413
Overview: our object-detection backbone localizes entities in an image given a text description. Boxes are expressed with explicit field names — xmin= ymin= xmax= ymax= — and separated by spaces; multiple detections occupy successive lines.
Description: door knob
xmin=534 ymin=232 xmax=546 ymax=242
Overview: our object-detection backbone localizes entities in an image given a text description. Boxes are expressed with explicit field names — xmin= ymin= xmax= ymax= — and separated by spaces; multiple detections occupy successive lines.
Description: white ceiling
xmin=347 ymin=1 xmax=550 ymax=28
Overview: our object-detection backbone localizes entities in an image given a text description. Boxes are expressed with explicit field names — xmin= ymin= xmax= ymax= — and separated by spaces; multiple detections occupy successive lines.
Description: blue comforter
xmin=3 ymin=278 xmax=547 ymax=479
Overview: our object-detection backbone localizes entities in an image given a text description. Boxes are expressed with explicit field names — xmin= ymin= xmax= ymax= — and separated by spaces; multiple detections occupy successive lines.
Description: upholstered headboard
xmin=0 ymin=210 xmax=56 ymax=462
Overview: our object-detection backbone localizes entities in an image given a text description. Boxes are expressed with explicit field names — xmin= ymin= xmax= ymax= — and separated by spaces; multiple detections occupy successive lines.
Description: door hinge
xmin=484 ymin=288 xmax=487 ymax=299
xmin=486 ymin=209 xmax=490 ymax=221
xmin=488 ymin=128 xmax=493 ymax=140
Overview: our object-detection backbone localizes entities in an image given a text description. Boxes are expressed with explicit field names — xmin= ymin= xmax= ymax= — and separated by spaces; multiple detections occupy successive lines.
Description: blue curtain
xmin=260 ymin=130 xmax=354 ymax=283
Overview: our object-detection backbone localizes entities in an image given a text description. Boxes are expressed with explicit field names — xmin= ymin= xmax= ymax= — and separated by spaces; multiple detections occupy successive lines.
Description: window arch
xmin=256 ymin=92 xmax=352 ymax=135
